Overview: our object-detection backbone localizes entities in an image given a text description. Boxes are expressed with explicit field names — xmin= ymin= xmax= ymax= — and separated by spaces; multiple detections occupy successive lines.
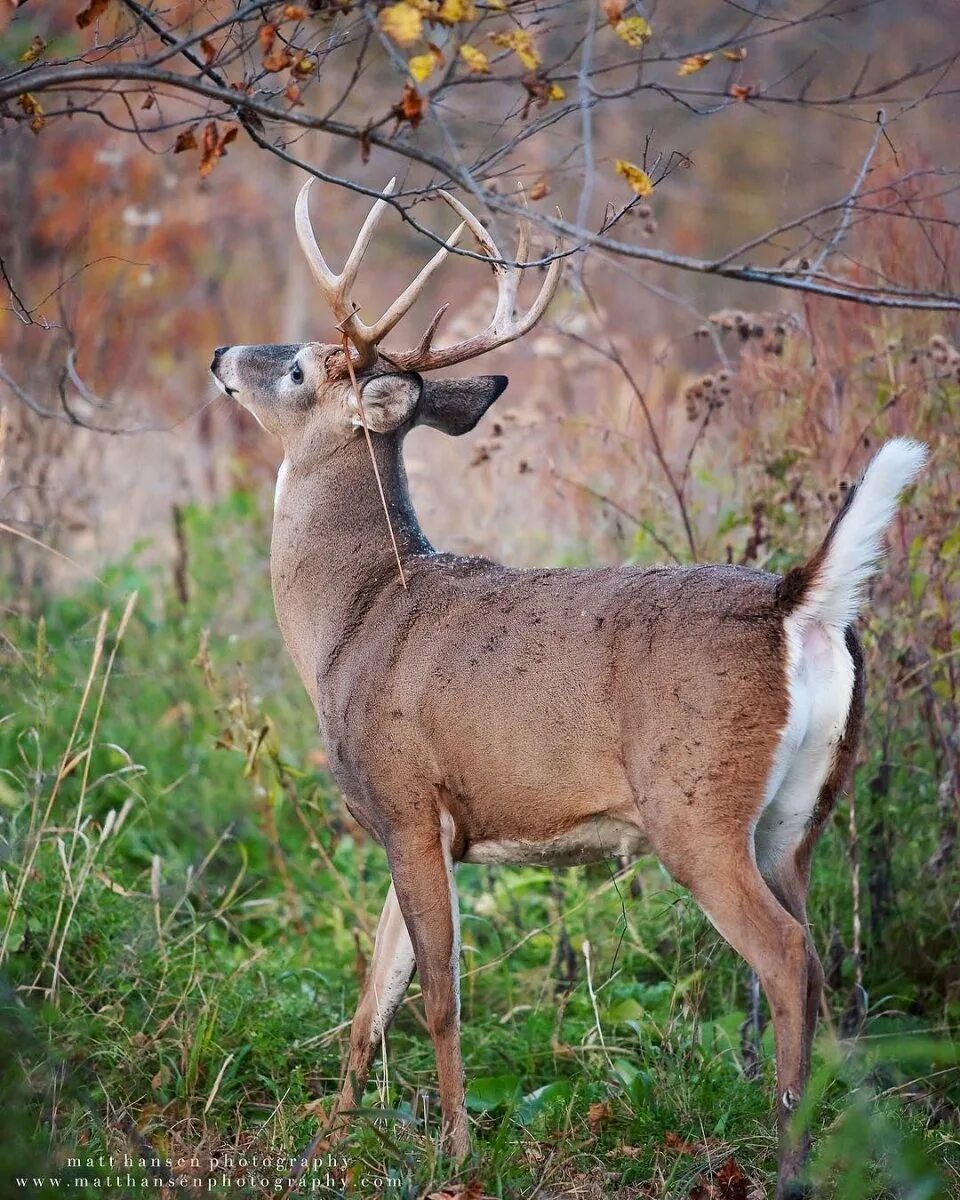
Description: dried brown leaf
xmin=173 ymin=126 xmax=198 ymax=153
xmin=587 ymin=1099 xmax=612 ymax=1134
xmin=262 ymin=48 xmax=294 ymax=72
xmin=76 ymin=0 xmax=109 ymax=29
xmin=394 ymin=82 xmax=424 ymax=127
xmin=529 ymin=176 xmax=549 ymax=200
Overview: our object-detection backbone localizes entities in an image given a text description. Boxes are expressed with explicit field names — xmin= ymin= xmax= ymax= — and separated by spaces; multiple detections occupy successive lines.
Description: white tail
xmin=793 ymin=437 xmax=927 ymax=629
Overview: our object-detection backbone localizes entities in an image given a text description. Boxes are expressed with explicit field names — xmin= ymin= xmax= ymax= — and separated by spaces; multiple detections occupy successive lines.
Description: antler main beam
xmin=294 ymin=177 xmax=564 ymax=374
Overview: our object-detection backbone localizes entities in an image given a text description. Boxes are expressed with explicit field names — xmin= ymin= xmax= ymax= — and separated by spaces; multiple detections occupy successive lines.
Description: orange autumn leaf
xmin=199 ymin=121 xmax=239 ymax=178
xmin=729 ymin=83 xmax=753 ymax=101
xmin=394 ymin=82 xmax=424 ymax=127
xmin=722 ymin=46 xmax=747 ymax=61
xmin=529 ymin=176 xmax=549 ymax=200
xmin=76 ymin=0 xmax=110 ymax=28
xmin=263 ymin=47 xmax=294 ymax=72
xmin=173 ymin=127 xmax=198 ymax=153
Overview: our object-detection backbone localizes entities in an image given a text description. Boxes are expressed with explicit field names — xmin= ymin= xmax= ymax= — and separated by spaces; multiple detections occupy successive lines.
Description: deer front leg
xmin=326 ymin=882 xmax=415 ymax=1142
xmin=388 ymin=811 xmax=469 ymax=1160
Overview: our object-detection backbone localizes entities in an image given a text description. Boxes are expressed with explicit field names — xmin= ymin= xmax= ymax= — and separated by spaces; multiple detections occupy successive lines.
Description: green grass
xmin=1 ymin=495 xmax=957 ymax=1198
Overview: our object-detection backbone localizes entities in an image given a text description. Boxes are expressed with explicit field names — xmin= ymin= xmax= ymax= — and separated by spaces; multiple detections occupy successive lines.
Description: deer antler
xmin=296 ymin=177 xmax=466 ymax=372
xmin=295 ymin=177 xmax=563 ymax=374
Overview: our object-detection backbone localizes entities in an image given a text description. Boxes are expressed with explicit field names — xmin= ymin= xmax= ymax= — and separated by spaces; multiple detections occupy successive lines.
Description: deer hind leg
xmin=754 ymin=626 xmax=865 ymax=1117
xmin=326 ymin=882 xmax=416 ymax=1142
xmin=670 ymin=840 xmax=812 ymax=1199
xmin=388 ymin=808 xmax=469 ymax=1159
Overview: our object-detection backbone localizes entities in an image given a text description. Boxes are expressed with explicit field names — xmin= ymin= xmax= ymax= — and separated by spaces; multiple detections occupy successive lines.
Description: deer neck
xmin=270 ymin=431 xmax=430 ymax=704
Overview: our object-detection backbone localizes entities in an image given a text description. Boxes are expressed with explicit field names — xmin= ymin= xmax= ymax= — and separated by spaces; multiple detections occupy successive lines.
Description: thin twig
xmin=342 ymin=335 xmax=407 ymax=591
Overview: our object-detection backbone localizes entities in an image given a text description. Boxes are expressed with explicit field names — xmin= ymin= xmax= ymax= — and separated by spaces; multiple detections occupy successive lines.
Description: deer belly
xmin=463 ymin=816 xmax=649 ymax=866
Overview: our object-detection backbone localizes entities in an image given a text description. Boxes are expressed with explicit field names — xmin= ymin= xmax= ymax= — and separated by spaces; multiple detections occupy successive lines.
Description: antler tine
xmin=514 ymin=181 xmax=531 ymax=270
xmin=295 ymin=177 xmax=341 ymax=296
xmin=339 ymin=177 xmax=397 ymax=294
xmin=511 ymin=233 xmax=563 ymax=336
xmin=366 ymin=221 xmax=465 ymax=344
xmin=436 ymin=190 xmax=503 ymax=267
xmin=437 ymin=190 xmax=529 ymax=329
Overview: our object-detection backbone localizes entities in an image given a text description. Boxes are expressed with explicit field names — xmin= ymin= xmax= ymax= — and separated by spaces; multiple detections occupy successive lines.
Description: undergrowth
xmin=0 ymin=494 xmax=957 ymax=1199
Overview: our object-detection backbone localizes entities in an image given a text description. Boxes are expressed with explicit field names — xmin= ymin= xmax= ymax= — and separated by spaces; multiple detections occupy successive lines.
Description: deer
xmin=210 ymin=175 xmax=926 ymax=1199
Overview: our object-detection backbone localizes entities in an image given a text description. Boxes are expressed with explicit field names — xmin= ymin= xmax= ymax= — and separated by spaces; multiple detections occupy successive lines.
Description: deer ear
xmin=357 ymin=372 xmax=422 ymax=433
xmin=415 ymin=375 xmax=508 ymax=436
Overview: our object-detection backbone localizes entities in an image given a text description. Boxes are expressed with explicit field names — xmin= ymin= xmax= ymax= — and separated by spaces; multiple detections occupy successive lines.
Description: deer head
xmin=210 ymin=178 xmax=562 ymax=456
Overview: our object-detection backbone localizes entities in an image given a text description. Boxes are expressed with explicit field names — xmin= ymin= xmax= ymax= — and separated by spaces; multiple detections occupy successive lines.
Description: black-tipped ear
xmin=415 ymin=375 xmax=508 ymax=436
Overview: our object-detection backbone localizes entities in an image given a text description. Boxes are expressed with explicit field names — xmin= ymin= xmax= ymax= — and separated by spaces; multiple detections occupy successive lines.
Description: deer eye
xmin=290 ymin=363 xmax=304 ymax=385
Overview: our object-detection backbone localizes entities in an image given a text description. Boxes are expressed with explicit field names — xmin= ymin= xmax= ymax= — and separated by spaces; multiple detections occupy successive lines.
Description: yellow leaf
xmin=19 ymin=35 xmax=46 ymax=63
xmin=490 ymin=29 xmax=540 ymax=71
xmin=614 ymin=159 xmax=653 ymax=197
xmin=613 ymin=16 xmax=651 ymax=48
xmin=437 ymin=0 xmax=476 ymax=20
xmin=409 ymin=45 xmax=442 ymax=82
xmin=677 ymin=52 xmax=712 ymax=76
xmin=459 ymin=44 xmax=490 ymax=74
xmin=18 ymin=92 xmax=45 ymax=132
xmin=379 ymin=2 xmax=423 ymax=47
xmin=722 ymin=46 xmax=747 ymax=61
xmin=546 ymin=82 xmax=566 ymax=101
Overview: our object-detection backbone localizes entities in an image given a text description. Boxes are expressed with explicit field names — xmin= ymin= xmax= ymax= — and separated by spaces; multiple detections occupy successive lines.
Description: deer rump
xmin=319 ymin=439 xmax=922 ymax=885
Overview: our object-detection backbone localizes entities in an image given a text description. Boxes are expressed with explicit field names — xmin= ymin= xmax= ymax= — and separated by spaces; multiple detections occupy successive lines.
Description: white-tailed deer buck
xmin=211 ymin=176 xmax=925 ymax=1199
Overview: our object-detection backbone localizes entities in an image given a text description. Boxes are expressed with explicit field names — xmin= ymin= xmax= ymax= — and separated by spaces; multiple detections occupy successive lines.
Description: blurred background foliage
xmin=1 ymin=0 xmax=959 ymax=1197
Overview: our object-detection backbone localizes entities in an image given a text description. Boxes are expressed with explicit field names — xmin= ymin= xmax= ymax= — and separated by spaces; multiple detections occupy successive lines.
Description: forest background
xmin=0 ymin=2 xmax=958 ymax=1197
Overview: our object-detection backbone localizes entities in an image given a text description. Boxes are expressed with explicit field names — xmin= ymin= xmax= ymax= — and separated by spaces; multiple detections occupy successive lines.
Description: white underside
xmin=464 ymin=816 xmax=649 ymax=867
xmin=753 ymin=614 xmax=855 ymax=879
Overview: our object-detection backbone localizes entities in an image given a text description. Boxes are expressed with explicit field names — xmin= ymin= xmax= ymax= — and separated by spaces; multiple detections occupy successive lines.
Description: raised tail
xmin=777 ymin=438 xmax=927 ymax=628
